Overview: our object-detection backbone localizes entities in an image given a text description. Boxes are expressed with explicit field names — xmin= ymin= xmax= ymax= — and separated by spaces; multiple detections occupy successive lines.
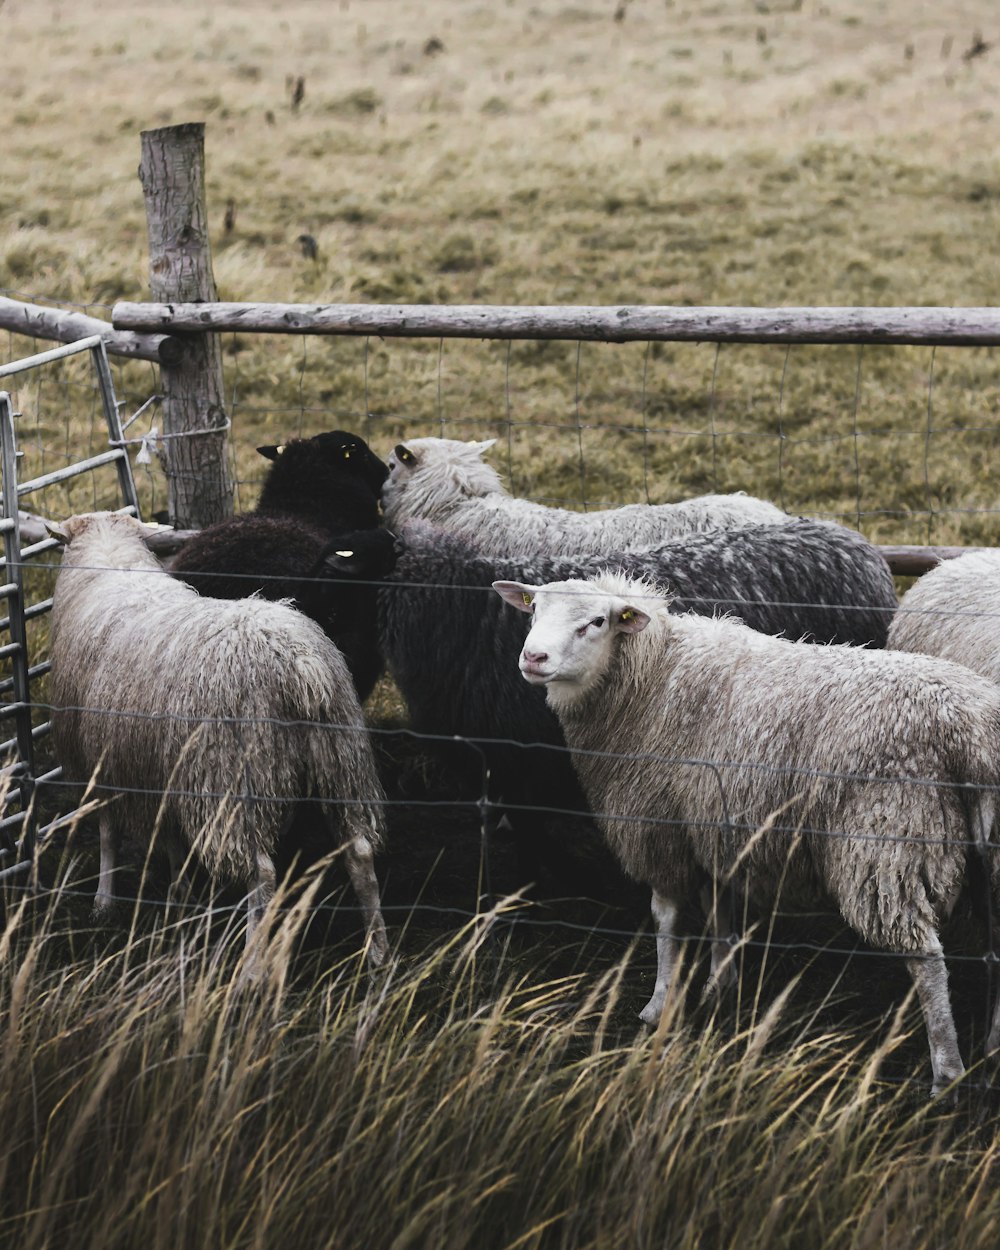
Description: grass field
xmin=4 ymin=1 xmax=1000 ymax=1246
xmin=5 ymin=0 xmax=1000 ymax=539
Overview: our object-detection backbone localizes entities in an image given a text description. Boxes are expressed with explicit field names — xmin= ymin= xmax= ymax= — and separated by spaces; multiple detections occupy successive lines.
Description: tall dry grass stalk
xmin=1 ymin=861 xmax=999 ymax=1250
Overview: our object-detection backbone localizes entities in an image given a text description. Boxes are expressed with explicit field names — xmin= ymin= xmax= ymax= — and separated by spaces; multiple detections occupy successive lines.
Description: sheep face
xmin=310 ymin=430 xmax=389 ymax=493
xmin=382 ymin=436 xmax=500 ymax=523
xmin=493 ymin=578 xmax=654 ymax=702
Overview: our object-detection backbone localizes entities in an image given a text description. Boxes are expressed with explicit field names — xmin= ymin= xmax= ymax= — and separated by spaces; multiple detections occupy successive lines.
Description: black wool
xmin=376 ymin=518 xmax=897 ymax=887
xmin=170 ymin=430 xmax=393 ymax=701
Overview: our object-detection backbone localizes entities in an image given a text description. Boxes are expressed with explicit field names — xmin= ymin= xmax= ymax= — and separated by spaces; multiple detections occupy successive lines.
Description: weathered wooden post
xmin=138 ymin=122 xmax=233 ymax=527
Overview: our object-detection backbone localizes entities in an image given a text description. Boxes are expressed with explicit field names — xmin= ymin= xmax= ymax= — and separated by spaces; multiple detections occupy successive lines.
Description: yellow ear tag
xmin=621 ymin=609 xmax=634 ymax=622
xmin=275 ymin=444 xmax=286 ymax=455
xmin=344 ymin=450 xmax=351 ymax=459
xmin=400 ymin=448 xmax=414 ymax=464
xmin=335 ymin=550 xmax=354 ymax=558
xmin=522 ymin=593 xmax=533 ymax=606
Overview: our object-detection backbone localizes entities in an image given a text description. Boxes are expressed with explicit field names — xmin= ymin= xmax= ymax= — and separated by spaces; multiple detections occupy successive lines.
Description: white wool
xmin=889 ymin=550 xmax=1000 ymax=685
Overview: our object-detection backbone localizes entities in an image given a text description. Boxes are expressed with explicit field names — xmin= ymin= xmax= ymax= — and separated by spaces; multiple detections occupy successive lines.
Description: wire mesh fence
xmin=8 ymin=287 xmax=1000 ymax=547
xmin=4 ymin=288 xmax=1000 ymax=1094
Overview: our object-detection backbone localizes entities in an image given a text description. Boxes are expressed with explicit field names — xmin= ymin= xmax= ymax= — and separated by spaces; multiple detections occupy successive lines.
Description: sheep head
xmin=381 ymin=436 xmax=502 ymax=526
xmin=493 ymin=576 xmax=657 ymax=701
xmin=45 ymin=512 xmax=170 ymax=546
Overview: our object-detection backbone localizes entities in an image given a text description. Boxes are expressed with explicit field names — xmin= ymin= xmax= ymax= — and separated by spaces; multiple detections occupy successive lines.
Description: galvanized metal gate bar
xmin=0 ymin=394 xmax=35 ymax=879
xmin=90 ymin=338 xmax=140 ymax=517
xmin=0 ymin=336 xmax=142 ymax=883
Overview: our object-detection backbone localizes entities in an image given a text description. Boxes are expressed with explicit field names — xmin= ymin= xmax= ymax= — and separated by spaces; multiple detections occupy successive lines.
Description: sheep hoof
xmin=930 ymin=1065 xmax=965 ymax=1103
xmin=638 ymin=1000 xmax=663 ymax=1029
xmin=698 ymin=971 xmax=737 ymax=1008
xmin=369 ymin=951 xmax=400 ymax=983
xmin=366 ymin=939 xmax=393 ymax=974
xmin=238 ymin=965 xmax=266 ymax=990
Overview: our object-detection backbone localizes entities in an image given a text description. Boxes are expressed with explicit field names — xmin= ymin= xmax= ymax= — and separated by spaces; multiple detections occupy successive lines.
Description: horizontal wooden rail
xmin=877 ymin=545 xmax=989 ymax=577
xmin=6 ymin=505 xmax=980 ymax=575
xmin=113 ymin=302 xmax=1000 ymax=346
xmin=14 ymin=512 xmax=195 ymax=555
xmin=1 ymin=295 xmax=180 ymax=364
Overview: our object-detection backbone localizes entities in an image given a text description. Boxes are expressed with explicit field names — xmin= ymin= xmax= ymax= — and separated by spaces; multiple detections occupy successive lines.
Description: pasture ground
xmin=4 ymin=1 xmax=1000 ymax=1245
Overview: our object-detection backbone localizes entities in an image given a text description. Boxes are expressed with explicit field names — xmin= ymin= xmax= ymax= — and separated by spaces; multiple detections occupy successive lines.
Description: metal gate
xmin=0 ymin=335 xmax=141 ymax=882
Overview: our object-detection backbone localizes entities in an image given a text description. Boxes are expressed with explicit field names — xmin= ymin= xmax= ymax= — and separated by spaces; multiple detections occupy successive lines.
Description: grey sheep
xmin=47 ymin=512 xmax=389 ymax=977
xmin=495 ymin=571 xmax=1000 ymax=1095
xmin=381 ymin=436 xmax=788 ymax=555
xmin=889 ymin=550 xmax=1000 ymax=683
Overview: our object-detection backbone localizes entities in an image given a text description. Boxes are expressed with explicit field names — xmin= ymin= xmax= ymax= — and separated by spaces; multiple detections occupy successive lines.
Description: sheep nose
xmin=523 ymin=648 xmax=548 ymax=665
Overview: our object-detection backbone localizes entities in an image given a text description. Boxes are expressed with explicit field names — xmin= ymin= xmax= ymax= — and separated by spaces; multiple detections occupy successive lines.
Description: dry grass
xmin=4 ymin=0 xmax=1000 ymax=1242
xmin=3 ymin=861 xmax=1000 ymax=1250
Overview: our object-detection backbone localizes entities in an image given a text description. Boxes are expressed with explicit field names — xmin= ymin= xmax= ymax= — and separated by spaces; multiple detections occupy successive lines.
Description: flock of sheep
xmin=44 ymin=428 xmax=1000 ymax=1095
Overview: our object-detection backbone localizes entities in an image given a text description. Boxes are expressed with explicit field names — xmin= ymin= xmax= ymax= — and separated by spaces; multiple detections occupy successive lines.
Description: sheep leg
xmin=977 ymin=795 xmax=1000 ymax=1056
xmin=241 ymin=850 xmax=277 ymax=982
xmin=699 ymin=880 xmax=737 ymax=1003
xmin=165 ymin=840 xmax=187 ymax=907
xmin=639 ymin=890 xmax=679 ymax=1027
xmin=94 ymin=811 xmax=117 ymax=913
xmin=987 ymin=1001 xmax=1000 ymax=1059
xmin=342 ymin=828 xmax=390 ymax=970
xmin=906 ymin=940 xmax=965 ymax=1097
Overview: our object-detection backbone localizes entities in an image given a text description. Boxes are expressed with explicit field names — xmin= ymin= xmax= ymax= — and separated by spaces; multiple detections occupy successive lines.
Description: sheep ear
xmin=323 ymin=549 xmax=362 ymax=574
xmin=393 ymin=443 xmax=418 ymax=469
xmin=316 ymin=530 xmax=396 ymax=578
xmin=257 ymin=444 xmax=285 ymax=461
xmin=493 ymin=581 xmax=537 ymax=612
xmin=615 ymin=604 xmax=651 ymax=634
xmin=46 ymin=514 xmax=96 ymax=543
xmin=472 ymin=439 xmax=497 ymax=457
xmin=44 ymin=519 xmax=71 ymax=544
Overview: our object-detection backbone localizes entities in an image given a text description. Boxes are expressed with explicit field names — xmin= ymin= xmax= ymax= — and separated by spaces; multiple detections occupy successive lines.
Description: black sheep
xmin=170 ymin=431 xmax=393 ymax=701
xmin=377 ymin=517 xmax=898 ymax=894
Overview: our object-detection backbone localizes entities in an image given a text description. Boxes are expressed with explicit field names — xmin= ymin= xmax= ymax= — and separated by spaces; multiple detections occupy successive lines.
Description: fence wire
xmin=6 ymin=290 xmax=1000 ymax=1087
xmin=8 ymin=290 xmax=1000 ymax=545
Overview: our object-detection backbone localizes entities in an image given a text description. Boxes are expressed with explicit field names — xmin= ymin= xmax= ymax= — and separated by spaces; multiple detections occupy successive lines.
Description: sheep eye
xmin=591 ymin=616 xmax=606 ymax=629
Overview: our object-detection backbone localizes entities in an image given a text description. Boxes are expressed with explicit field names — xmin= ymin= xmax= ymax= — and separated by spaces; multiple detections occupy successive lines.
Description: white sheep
xmin=47 ymin=512 xmax=389 ymax=977
xmin=888 ymin=550 xmax=1000 ymax=683
xmin=382 ymin=437 xmax=788 ymax=555
xmin=494 ymin=572 xmax=1000 ymax=1095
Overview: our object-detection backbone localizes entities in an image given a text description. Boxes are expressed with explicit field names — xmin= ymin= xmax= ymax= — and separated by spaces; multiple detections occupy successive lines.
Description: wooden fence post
xmin=138 ymin=123 xmax=233 ymax=527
